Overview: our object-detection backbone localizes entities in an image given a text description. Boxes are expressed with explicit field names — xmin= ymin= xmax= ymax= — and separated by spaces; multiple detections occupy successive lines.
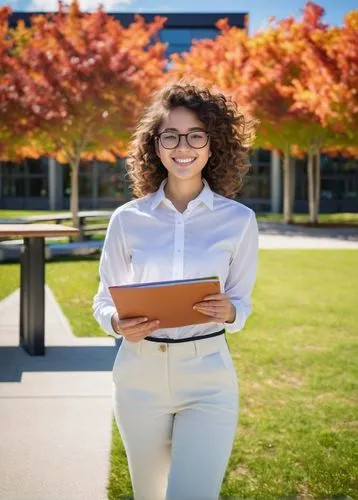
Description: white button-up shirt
xmin=92 ymin=178 xmax=259 ymax=339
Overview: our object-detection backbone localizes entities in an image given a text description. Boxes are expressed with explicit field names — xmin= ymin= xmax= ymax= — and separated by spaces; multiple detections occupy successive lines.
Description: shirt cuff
xmin=101 ymin=305 xmax=123 ymax=339
xmin=224 ymin=300 xmax=251 ymax=333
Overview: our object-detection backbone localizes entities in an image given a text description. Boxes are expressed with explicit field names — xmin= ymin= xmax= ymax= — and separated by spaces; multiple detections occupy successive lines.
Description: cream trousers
xmin=112 ymin=334 xmax=239 ymax=500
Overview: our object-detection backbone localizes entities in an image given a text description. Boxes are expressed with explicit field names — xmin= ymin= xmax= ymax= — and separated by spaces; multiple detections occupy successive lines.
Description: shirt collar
xmin=150 ymin=178 xmax=214 ymax=212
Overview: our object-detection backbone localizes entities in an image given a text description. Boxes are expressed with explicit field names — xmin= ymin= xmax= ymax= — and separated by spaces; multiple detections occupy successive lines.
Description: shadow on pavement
xmin=0 ymin=344 xmax=119 ymax=382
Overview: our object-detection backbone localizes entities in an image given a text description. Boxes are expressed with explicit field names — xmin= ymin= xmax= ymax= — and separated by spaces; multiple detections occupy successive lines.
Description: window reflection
xmin=160 ymin=28 xmax=219 ymax=57
xmin=241 ymin=148 xmax=271 ymax=200
xmin=294 ymin=154 xmax=358 ymax=201
xmin=160 ymin=29 xmax=192 ymax=44
xmin=190 ymin=28 xmax=218 ymax=40
xmin=1 ymin=159 xmax=48 ymax=198
xmin=98 ymin=163 xmax=127 ymax=201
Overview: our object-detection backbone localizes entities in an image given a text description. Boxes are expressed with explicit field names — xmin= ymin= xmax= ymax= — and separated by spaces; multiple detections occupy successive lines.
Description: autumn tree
xmin=169 ymin=16 xmax=305 ymax=222
xmin=169 ymin=2 xmax=358 ymax=223
xmin=289 ymin=6 xmax=358 ymax=221
xmin=0 ymin=6 xmax=40 ymax=162
xmin=2 ymin=1 xmax=167 ymax=228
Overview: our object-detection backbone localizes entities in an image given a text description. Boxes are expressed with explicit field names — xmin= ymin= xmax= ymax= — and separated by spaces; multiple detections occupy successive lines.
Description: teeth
xmin=174 ymin=158 xmax=195 ymax=164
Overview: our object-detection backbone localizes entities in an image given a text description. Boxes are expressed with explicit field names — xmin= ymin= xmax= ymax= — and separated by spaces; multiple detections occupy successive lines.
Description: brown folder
xmin=108 ymin=277 xmax=221 ymax=329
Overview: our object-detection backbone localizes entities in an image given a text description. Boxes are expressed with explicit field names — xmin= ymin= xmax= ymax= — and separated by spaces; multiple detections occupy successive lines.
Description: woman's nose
xmin=177 ymin=135 xmax=191 ymax=149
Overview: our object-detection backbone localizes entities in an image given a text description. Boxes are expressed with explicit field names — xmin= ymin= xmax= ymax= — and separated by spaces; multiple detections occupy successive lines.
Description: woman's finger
xmin=123 ymin=320 xmax=160 ymax=337
xmin=201 ymin=293 xmax=227 ymax=301
xmin=195 ymin=308 xmax=225 ymax=319
xmin=126 ymin=325 xmax=161 ymax=343
xmin=194 ymin=299 xmax=229 ymax=308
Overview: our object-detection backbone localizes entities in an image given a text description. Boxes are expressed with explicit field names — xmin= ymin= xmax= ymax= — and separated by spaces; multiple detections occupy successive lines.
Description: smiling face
xmin=155 ymin=106 xmax=211 ymax=183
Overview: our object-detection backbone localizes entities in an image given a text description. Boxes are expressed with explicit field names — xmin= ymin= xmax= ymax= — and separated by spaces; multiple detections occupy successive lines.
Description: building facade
xmin=1 ymin=11 xmax=357 ymax=213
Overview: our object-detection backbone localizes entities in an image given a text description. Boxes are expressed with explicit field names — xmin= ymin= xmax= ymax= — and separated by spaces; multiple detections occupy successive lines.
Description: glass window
xmin=1 ymin=177 xmax=26 ymax=197
xmin=160 ymin=29 xmax=191 ymax=45
xmin=341 ymin=158 xmax=358 ymax=173
xmin=98 ymin=164 xmax=127 ymax=200
xmin=63 ymin=164 xmax=71 ymax=198
xmin=241 ymin=178 xmax=257 ymax=199
xmin=79 ymin=160 xmax=94 ymax=175
xmin=342 ymin=178 xmax=358 ymax=199
xmin=256 ymin=149 xmax=271 ymax=163
xmin=79 ymin=174 xmax=93 ymax=197
xmin=253 ymin=164 xmax=270 ymax=175
xmin=258 ymin=178 xmax=270 ymax=198
xmin=190 ymin=28 xmax=218 ymax=40
xmin=321 ymin=154 xmax=334 ymax=172
xmin=1 ymin=162 xmax=14 ymax=176
xmin=295 ymin=172 xmax=307 ymax=199
xmin=241 ymin=176 xmax=270 ymax=199
xmin=27 ymin=158 xmax=47 ymax=175
xmin=3 ymin=161 xmax=27 ymax=176
xmin=29 ymin=177 xmax=48 ymax=197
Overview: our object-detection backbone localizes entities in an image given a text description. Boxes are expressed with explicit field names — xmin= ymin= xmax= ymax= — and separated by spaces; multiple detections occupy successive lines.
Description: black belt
xmin=144 ymin=328 xmax=225 ymax=344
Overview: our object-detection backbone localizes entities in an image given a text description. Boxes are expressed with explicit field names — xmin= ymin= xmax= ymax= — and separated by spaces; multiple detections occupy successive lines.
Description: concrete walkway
xmin=258 ymin=221 xmax=358 ymax=249
xmin=0 ymin=286 xmax=118 ymax=500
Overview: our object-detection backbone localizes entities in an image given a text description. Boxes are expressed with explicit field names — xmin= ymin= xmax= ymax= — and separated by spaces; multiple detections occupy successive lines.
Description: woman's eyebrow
xmin=161 ymin=127 xmax=206 ymax=132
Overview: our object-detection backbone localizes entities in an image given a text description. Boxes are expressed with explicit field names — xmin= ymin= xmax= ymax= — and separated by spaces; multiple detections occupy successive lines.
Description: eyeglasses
xmin=156 ymin=131 xmax=209 ymax=149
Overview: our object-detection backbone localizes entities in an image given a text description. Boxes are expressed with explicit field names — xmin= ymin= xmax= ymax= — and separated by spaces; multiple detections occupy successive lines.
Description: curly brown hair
xmin=126 ymin=79 xmax=259 ymax=199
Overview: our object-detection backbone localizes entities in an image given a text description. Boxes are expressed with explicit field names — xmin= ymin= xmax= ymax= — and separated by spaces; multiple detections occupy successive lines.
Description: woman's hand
xmin=111 ymin=312 xmax=160 ymax=343
xmin=193 ymin=293 xmax=236 ymax=323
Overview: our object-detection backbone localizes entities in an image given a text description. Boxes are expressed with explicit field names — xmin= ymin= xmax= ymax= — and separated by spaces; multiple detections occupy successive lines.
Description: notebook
xmin=108 ymin=276 xmax=221 ymax=329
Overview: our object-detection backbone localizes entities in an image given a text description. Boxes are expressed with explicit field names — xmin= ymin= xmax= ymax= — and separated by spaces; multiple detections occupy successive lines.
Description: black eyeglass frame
xmin=155 ymin=132 xmax=210 ymax=149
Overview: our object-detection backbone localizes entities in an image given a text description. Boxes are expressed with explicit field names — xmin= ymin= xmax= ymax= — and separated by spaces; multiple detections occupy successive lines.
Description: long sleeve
xmin=224 ymin=209 xmax=259 ymax=334
xmin=92 ymin=210 xmax=132 ymax=338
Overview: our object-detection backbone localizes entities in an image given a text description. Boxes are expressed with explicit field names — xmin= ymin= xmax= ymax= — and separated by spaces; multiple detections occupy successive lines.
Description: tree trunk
xmin=307 ymin=140 xmax=320 ymax=224
xmin=290 ymin=156 xmax=296 ymax=211
xmin=283 ymin=144 xmax=294 ymax=224
xmin=69 ymin=158 xmax=80 ymax=232
xmin=307 ymin=146 xmax=315 ymax=222
xmin=314 ymin=145 xmax=321 ymax=223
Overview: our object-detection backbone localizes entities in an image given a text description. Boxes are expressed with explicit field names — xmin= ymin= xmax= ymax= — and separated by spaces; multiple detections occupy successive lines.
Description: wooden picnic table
xmin=0 ymin=210 xmax=113 ymax=241
xmin=0 ymin=224 xmax=79 ymax=356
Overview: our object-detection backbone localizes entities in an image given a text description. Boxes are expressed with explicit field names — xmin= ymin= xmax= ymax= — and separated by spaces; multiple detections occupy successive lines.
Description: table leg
xmin=19 ymin=244 xmax=29 ymax=347
xmin=21 ymin=237 xmax=45 ymax=355
xmin=79 ymin=216 xmax=85 ymax=241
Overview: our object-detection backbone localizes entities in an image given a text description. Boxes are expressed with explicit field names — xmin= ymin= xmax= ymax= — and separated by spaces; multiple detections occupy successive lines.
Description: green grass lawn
xmin=0 ymin=255 xmax=105 ymax=336
xmin=258 ymin=212 xmax=358 ymax=226
xmin=0 ymin=210 xmax=55 ymax=218
xmin=1 ymin=209 xmax=358 ymax=226
xmin=0 ymin=250 xmax=357 ymax=498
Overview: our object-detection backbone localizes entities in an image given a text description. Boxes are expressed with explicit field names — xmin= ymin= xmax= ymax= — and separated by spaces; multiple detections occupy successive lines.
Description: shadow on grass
xmin=46 ymin=253 xmax=101 ymax=263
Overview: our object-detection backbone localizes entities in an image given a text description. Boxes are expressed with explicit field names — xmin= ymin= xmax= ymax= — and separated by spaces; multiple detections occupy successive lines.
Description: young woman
xmin=93 ymin=80 xmax=259 ymax=500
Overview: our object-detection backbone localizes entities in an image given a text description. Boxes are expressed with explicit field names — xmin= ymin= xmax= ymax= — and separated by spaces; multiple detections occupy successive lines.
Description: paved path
xmin=0 ymin=286 xmax=117 ymax=500
xmin=258 ymin=222 xmax=358 ymax=249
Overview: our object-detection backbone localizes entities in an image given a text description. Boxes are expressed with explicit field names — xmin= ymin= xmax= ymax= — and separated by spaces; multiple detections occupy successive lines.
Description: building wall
xmin=1 ymin=152 xmax=357 ymax=213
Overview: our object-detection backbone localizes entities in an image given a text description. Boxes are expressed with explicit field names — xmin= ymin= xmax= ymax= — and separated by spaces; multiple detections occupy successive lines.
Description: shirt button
xmin=159 ymin=344 xmax=167 ymax=352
